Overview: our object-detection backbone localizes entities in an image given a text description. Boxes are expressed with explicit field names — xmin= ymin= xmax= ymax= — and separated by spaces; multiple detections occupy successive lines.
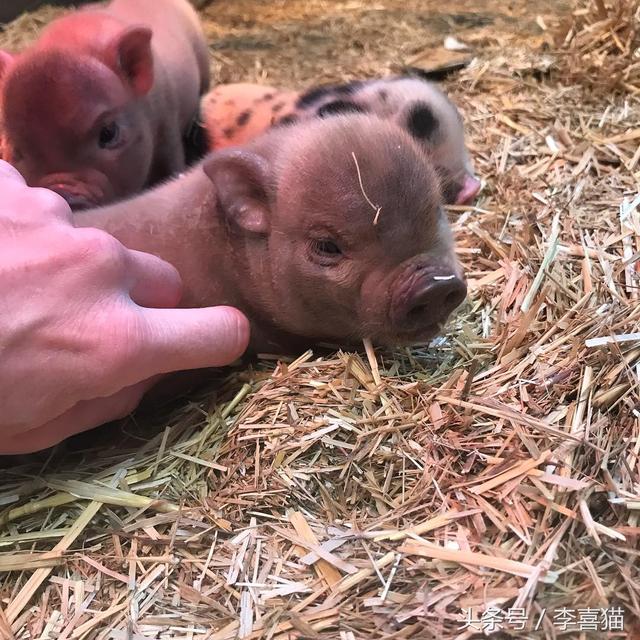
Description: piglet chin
xmin=367 ymin=323 xmax=442 ymax=348
xmin=455 ymin=174 xmax=481 ymax=205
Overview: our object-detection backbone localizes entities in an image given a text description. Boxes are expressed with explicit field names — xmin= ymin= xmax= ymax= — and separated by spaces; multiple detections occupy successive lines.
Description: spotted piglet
xmin=202 ymin=76 xmax=481 ymax=205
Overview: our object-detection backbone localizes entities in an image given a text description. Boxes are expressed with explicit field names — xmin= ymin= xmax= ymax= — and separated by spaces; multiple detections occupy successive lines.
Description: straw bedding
xmin=1 ymin=1 xmax=639 ymax=638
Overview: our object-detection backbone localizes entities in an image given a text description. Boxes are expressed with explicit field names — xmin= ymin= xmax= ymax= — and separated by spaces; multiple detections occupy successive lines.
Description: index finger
xmin=0 ymin=181 xmax=73 ymax=228
xmin=125 ymin=248 xmax=184 ymax=309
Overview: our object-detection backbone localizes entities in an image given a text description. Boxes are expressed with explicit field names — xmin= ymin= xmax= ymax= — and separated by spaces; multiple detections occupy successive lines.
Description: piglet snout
xmin=406 ymin=276 xmax=467 ymax=321
xmin=392 ymin=265 xmax=467 ymax=335
xmin=455 ymin=174 xmax=481 ymax=205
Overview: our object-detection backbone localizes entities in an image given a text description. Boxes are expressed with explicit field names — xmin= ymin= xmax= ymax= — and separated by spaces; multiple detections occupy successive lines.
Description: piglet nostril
xmin=439 ymin=278 xmax=467 ymax=311
xmin=405 ymin=277 xmax=467 ymax=325
xmin=408 ymin=303 xmax=429 ymax=319
xmin=444 ymin=286 xmax=466 ymax=309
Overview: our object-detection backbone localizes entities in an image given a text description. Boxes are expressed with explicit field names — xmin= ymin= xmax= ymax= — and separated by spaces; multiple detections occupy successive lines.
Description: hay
xmin=1 ymin=0 xmax=640 ymax=638
xmin=0 ymin=6 xmax=65 ymax=50
xmin=551 ymin=0 xmax=640 ymax=94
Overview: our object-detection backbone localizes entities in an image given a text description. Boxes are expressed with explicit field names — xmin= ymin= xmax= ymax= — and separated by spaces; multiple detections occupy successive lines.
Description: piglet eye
xmin=98 ymin=122 xmax=120 ymax=149
xmin=313 ymin=239 xmax=342 ymax=256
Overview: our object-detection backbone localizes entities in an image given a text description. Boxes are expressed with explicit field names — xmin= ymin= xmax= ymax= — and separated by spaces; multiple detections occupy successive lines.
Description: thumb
xmin=136 ymin=305 xmax=251 ymax=377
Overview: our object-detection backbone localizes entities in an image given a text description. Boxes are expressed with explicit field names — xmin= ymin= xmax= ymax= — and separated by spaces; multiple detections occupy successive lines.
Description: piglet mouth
xmin=60 ymin=194 xmax=93 ymax=210
xmin=367 ymin=321 xmax=443 ymax=348
xmin=391 ymin=323 xmax=442 ymax=345
xmin=38 ymin=175 xmax=105 ymax=211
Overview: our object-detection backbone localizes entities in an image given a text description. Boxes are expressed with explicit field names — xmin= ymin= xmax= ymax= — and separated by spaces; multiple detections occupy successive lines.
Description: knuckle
xmin=0 ymin=185 xmax=66 ymax=231
xmin=73 ymin=227 xmax=127 ymax=273
xmin=30 ymin=187 xmax=72 ymax=219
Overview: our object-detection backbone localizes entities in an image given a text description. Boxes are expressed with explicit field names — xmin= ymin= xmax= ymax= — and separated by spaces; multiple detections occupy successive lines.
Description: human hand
xmin=0 ymin=161 xmax=249 ymax=454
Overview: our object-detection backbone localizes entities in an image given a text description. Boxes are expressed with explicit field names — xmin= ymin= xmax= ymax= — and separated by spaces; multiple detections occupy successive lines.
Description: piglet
xmin=202 ymin=76 xmax=481 ymax=206
xmin=76 ymin=114 xmax=467 ymax=354
xmin=0 ymin=0 xmax=210 ymax=209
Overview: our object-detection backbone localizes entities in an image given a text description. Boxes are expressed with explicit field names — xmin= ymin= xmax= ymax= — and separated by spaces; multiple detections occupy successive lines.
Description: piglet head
xmin=0 ymin=25 xmax=154 ymax=209
xmin=437 ymin=157 xmax=481 ymax=206
xmin=398 ymin=81 xmax=481 ymax=206
xmin=428 ymin=107 xmax=481 ymax=206
xmin=205 ymin=114 xmax=467 ymax=348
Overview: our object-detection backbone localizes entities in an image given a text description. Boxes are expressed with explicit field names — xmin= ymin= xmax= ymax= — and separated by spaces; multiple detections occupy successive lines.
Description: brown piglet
xmin=75 ymin=114 xmax=467 ymax=354
xmin=0 ymin=0 xmax=210 ymax=209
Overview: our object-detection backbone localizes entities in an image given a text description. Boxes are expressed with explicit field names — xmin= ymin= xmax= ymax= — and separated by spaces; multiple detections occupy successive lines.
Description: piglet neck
xmin=74 ymin=164 xmax=238 ymax=309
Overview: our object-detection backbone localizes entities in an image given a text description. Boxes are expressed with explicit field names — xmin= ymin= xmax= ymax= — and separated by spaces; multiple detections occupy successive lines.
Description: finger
xmin=29 ymin=186 xmax=74 ymax=224
xmin=125 ymin=249 xmax=184 ymax=309
xmin=0 ymin=161 xmax=72 ymax=226
xmin=135 ymin=305 xmax=250 ymax=377
xmin=0 ymin=160 xmax=25 ymax=184
xmin=0 ymin=182 xmax=73 ymax=227
xmin=0 ymin=379 xmax=156 ymax=455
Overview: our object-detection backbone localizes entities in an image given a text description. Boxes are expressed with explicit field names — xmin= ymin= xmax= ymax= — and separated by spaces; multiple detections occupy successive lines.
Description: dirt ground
xmin=202 ymin=0 xmax=570 ymax=86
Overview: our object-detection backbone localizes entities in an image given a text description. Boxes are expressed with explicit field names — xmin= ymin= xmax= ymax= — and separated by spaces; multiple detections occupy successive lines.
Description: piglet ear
xmin=0 ymin=51 xmax=15 ymax=82
xmin=203 ymin=149 xmax=272 ymax=236
xmin=108 ymin=26 xmax=154 ymax=96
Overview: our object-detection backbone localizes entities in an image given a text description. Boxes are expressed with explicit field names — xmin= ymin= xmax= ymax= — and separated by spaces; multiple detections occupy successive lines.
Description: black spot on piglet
xmin=297 ymin=84 xmax=336 ymax=108
xmin=296 ymin=81 xmax=363 ymax=108
xmin=406 ymin=102 xmax=439 ymax=141
xmin=332 ymin=80 xmax=364 ymax=95
xmin=236 ymin=110 xmax=252 ymax=127
xmin=276 ymin=114 xmax=298 ymax=127
xmin=316 ymin=100 xmax=366 ymax=118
